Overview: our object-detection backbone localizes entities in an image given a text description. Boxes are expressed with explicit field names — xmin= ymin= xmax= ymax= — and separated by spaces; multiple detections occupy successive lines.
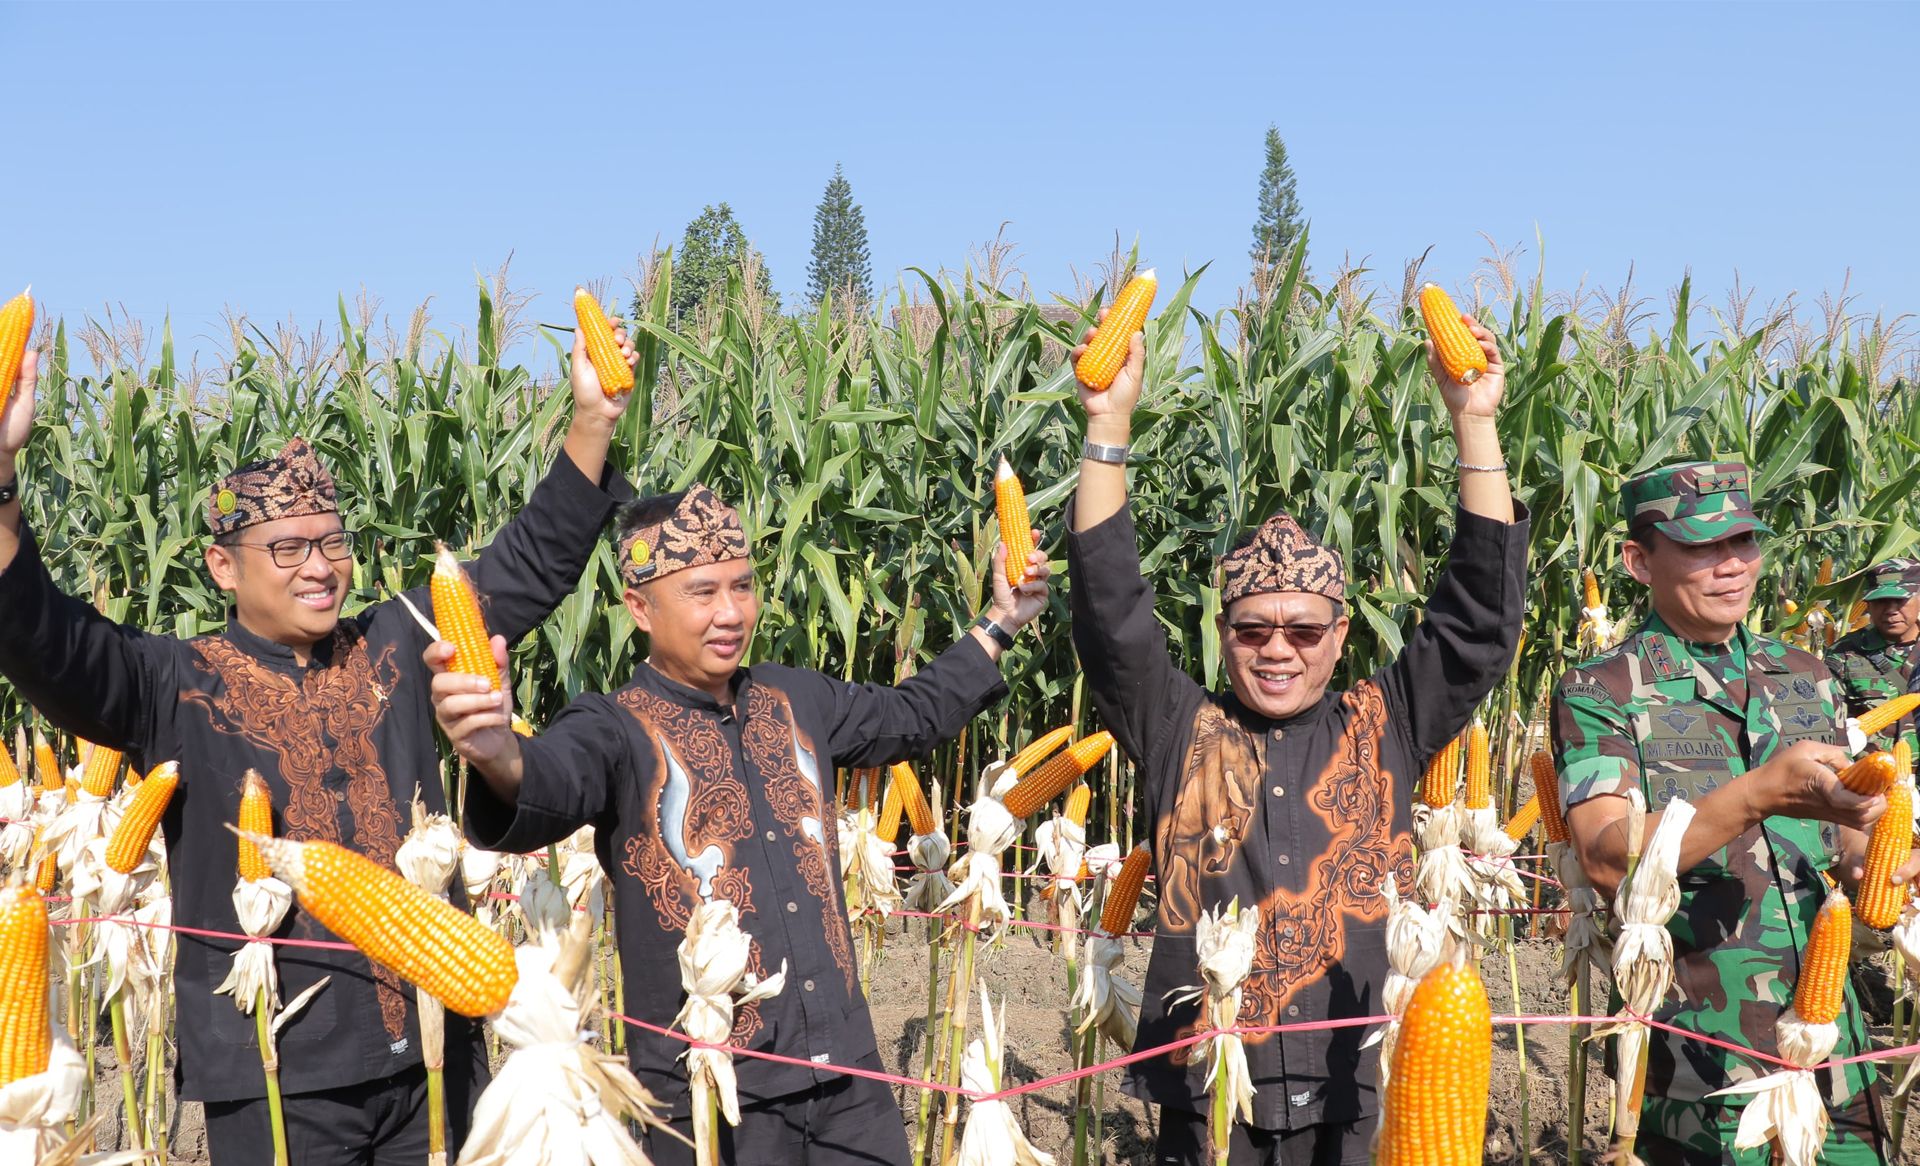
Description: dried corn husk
xmin=516 ymin=869 xmax=572 ymax=947
xmin=396 ymin=797 xmax=461 ymax=896
xmin=1367 ymin=875 xmax=1451 ymax=1091
xmin=1032 ymin=814 xmax=1087 ymax=957
xmin=837 ymin=806 xmax=900 ymax=924
xmin=214 ymin=875 xmax=294 ymax=1014
xmin=935 ymin=765 xmax=1022 ymax=941
xmin=1412 ymin=799 xmax=1470 ymax=927
xmin=1461 ymin=806 xmax=1525 ymax=943
xmin=1548 ymin=839 xmax=1613 ymax=983
xmin=1602 ymin=791 xmax=1693 ymax=1163
xmin=0 ymin=780 xmax=38 ymax=874
xmin=461 ymin=844 xmax=505 ymax=926
xmin=901 ymin=779 xmax=954 ymax=913
xmin=674 ymin=900 xmax=786 ymax=1137
xmin=955 ymin=990 xmax=1055 ymax=1166
xmin=1167 ymin=899 xmax=1260 ymax=1127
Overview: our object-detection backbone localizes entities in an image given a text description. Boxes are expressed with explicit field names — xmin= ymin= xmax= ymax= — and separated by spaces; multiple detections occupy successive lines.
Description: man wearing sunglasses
xmin=1064 ymin=308 xmax=1527 ymax=1164
xmin=0 ymin=324 xmax=639 ymax=1166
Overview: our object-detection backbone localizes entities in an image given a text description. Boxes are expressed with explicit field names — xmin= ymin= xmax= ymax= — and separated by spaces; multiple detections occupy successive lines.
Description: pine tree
xmin=1250 ymin=125 xmax=1306 ymax=283
xmin=807 ymin=163 xmax=872 ymax=312
xmin=669 ymin=203 xmax=775 ymax=323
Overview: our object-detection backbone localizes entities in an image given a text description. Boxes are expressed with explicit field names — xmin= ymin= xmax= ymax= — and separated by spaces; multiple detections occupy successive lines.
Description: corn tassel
xmin=994 ymin=456 xmax=1035 ymax=587
xmin=1003 ymin=731 xmax=1114 ymax=819
xmin=572 ymin=287 xmax=634 ymax=397
xmin=1100 ymin=842 xmax=1151 ymax=935
xmin=1463 ymin=721 xmax=1491 ymax=811
xmin=1857 ymin=693 xmax=1920 ymax=740
xmin=431 ymin=543 xmax=500 ymax=692
xmin=79 ymin=739 xmax=123 ymax=798
xmin=1379 ymin=952 xmax=1492 ymax=1166
xmin=1419 ymin=283 xmax=1488 ymax=386
xmin=1065 ymin=782 xmax=1092 ymax=829
xmin=1839 ymin=751 xmax=1898 ymax=796
xmin=1075 ymin=268 xmax=1157 ymax=391
xmin=237 ymin=769 xmax=274 ymax=882
xmin=1530 ymin=750 xmax=1570 ymax=845
xmin=0 ymin=288 xmax=32 ymax=422
xmin=1857 ymin=782 xmax=1914 ymax=930
xmin=1422 ymin=735 xmax=1462 ymax=808
xmin=1792 ymin=888 xmax=1851 ymax=1025
xmin=1008 ymin=725 xmax=1074 ymax=777
xmin=1503 ymin=793 xmax=1542 ymax=843
xmin=0 ymin=881 xmax=50 ymax=1087
xmin=104 ymin=761 xmax=179 ymax=874
xmin=242 ymin=832 xmax=517 ymax=1017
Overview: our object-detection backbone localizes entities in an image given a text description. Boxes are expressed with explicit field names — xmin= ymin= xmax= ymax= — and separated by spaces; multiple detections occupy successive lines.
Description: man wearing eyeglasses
xmin=0 ymin=325 xmax=639 ymax=1166
xmin=1064 ymin=309 xmax=1527 ymax=1164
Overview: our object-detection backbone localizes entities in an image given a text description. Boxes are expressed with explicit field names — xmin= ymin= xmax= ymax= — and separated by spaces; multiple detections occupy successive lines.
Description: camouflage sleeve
xmin=1550 ymin=664 xmax=1639 ymax=809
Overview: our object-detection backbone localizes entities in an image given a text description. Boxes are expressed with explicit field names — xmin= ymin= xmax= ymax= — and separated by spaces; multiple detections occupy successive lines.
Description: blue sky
xmin=4 ymin=0 xmax=1915 ymax=372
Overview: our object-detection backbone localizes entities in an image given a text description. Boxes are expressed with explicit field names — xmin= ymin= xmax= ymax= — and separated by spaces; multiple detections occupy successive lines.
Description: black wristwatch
xmin=972 ymin=614 xmax=1016 ymax=651
xmin=0 ymin=475 xmax=17 ymax=506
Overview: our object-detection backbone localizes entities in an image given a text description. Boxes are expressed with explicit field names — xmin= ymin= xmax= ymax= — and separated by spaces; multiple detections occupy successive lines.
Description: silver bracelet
xmin=1454 ymin=457 xmax=1508 ymax=473
xmin=1082 ymin=440 xmax=1130 ymax=465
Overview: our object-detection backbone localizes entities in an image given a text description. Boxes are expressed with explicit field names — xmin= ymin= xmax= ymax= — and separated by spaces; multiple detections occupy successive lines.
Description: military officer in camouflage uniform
xmin=1551 ymin=461 xmax=1904 ymax=1164
xmin=1829 ymin=557 xmax=1920 ymax=753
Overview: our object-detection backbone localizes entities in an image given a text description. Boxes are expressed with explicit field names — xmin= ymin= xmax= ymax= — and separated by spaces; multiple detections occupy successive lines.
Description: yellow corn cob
xmin=1099 ymin=842 xmax=1150 ymax=935
xmin=34 ymin=849 xmax=55 ymax=894
xmin=1792 ymin=888 xmax=1852 ymax=1025
xmin=1065 ymin=782 xmax=1092 ymax=829
xmin=1008 ymin=725 xmax=1075 ymax=777
xmin=1379 ymin=953 xmax=1492 ymax=1166
xmin=1818 ymin=557 xmax=1835 ymax=586
xmin=1839 ymin=751 xmax=1899 ymax=797
xmin=1582 ymin=568 xmax=1602 ymax=610
xmin=1463 ymin=721 xmax=1491 ymax=811
xmin=1503 ymin=793 xmax=1542 ymax=843
xmin=31 ymin=733 xmax=59 ymax=795
xmin=244 ymin=833 xmax=517 ymax=1017
xmin=1857 ymin=782 xmax=1913 ymax=930
xmin=1848 ymin=599 xmax=1869 ymax=632
xmin=0 ymin=737 xmax=17 ymax=789
xmin=1422 ymin=735 xmax=1462 ymax=809
xmin=841 ymin=767 xmax=872 ymax=811
xmin=1418 ymin=283 xmax=1489 ymax=386
xmin=0 ymin=288 xmax=32 ymax=423
xmin=995 ymin=456 xmax=1035 ymax=588
xmin=1003 ymin=731 xmax=1115 ymax=819
xmin=78 ymin=740 xmax=123 ymax=798
xmin=1075 ymin=269 xmax=1157 ymax=391
xmin=510 ymin=716 xmax=534 ymax=737
xmin=1530 ymin=750 xmax=1570 ymax=845
xmin=1857 ymin=693 xmax=1920 ymax=740
xmin=572 ymin=287 xmax=634 ymax=397
xmin=1899 ymin=740 xmax=1914 ymax=781
xmin=875 ymin=779 xmax=904 ymax=842
xmin=0 ymin=881 xmax=50 ymax=1087
xmin=237 ymin=769 xmax=274 ymax=883
xmin=431 ymin=543 xmax=500 ymax=692
xmin=890 ymin=762 xmax=935 ymax=837
xmin=104 ymin=762 xmax=179 ymax=874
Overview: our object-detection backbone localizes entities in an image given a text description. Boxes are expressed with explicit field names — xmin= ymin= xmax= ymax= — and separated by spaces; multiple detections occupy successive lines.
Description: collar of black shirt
xmin=1220 ymin=686 xmax=1336 ymax=734
xmin=634 ymin=658 xmax=750 ymax=714
xmin=223 ymin=609 xmax=337 ymax=670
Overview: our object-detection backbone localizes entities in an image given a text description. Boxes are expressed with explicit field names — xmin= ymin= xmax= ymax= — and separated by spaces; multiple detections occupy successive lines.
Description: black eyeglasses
xmin=1227 ymin=621 xmax=1335 ymax=650
xmin=230 ymin=530 xmax=357 ymax=569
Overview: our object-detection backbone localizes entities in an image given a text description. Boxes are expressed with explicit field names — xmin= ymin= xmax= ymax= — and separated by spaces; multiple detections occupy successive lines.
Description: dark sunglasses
xmin=1226 ymin=620 xmax=1335 ymax=650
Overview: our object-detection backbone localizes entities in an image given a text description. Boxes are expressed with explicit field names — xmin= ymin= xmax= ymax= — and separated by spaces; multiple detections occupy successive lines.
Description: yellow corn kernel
xmin=31 ymin=733 xmax=59 ymax=795
xmin=1422 ymin=735 xmax=1462 ymax=809
xmin=1379 ymin=953 xmax=1492 ymax=1166
xmin=1839 ymin=751 xmax=1898 ymax=797
xmin=1531 ymin=750 xmax=1570 ymax=845
xmin=431 ymin=543 xmax=500 ymax=692
xmin=1582 ymin=568 xmax=1602 ymax=610
xmin=1857 ymin=693 xmax=1920 ymax=740
xmin=890 ymin=762 xmax=935 ymax=837
xmin=1857 ymin=781 xmax=1913 ymax=930
xmin=0 ymin=288 xmax=32 ymax=423
xmin=78 ymin=739 xmax=123 ymax=798
xmin=1099 ymin=842 xmax=1150 ymax=935
xmin=1075 ymin=269 xmax=1157 ymax=391
xmin=510 ymin=716 xmax=534 ymax=737
xmin=1463 ymin=721 xmax=1491 ymax=811
xmin=875 ymin=779 xmax=904 ymax=842
xmin=1003 ymin=731 xmax=1115 ymax=819
xmin=1008 ymin=725 xmax=1075 ymax=778
xmin=1065 ymin=782 xmax=1092 ymax=829
xmin=1792 ymin=888 xmax=1851 ymax=1025
xmin=572 ymin=287 xmax=634 ymax=397
xmin=1818 ymin=557 xmax=1835 ymax=586
xmin=104 ymin=762 xmax=179 ymax=875
xmin=0 ymin=881 xmax=50 ymax=1087
xmin=1419 ymin=283 xmax=1488 ymax=386
xmin=237 ymin=769 xmax=274 ymax=883
xmin=995 ymin=456 xmax=1035 ymax=588
xmin=245 ymin=833 xmax=517 ymax=1017
xmin=1503 ymin=793 xmax=1542 ymax=843
xmin=0 ymin=737 xmax=17 ymax=790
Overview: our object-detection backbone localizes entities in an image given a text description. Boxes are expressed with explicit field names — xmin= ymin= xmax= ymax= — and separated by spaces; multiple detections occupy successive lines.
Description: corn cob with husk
xmin=103 ymin=761 xmax=177 ymax=875
xmin=0 ymin=730 xmax=33 ymax=874
xmin=1071 ymin=843 xmax=1146 ymax=1048
xmin=1032 ymin=778 xmax=1090 ymax=957
xmin=995 ymin=456 xmax=1035 ymax=588
xmin=1413 ymin=733 xmax=1471 ymax=921
xmin=837 ymin=772 xmax=901 ymax=981
xmin=39 ymin=737 xmax=125 ymax=879
xmin=1166 ymin=898 xmax=1261 ymax=1164
xmin=1369 ymin=874 xmax=1452 ymax=1100
xmin=896 ymin=764 xmax=952 ymax=916
xmin=1457 ymin=719 xmax=1524 ymax=940
xmin=1075 ymin=269 xmax=1156 ymax=391
xmin=1604 ymin=789 xmax=1694 ymax=1163
xmin=1375 ymin=945 xmax=1492 ymax=1166
xmin=30 ymin=732 xmax=60 ymax=796
xmin=955 ymin=990 xmax=1056 ymax=1166
xmin=1003 ymin=731 xmax=1114 ymax=819
xmin=1850 ymin=692 xmax=1920 ymax=754
xmin=676 ymin=899 xmax=786 ymax=1165
xmin=1577 ymin=567 xmax=1620 ymax=653
xmin=1707 ymin=887 xmax=1853 ymax=1165
xmin=394 ymin=795 xmax=463 ymax=1164
xmin=572 ymin=287 xmax=634 ymax=397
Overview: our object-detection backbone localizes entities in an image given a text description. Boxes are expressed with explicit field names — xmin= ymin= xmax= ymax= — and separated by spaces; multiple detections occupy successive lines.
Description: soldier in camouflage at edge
xmin=1551 ymin=460 xmax=1912 ymax=1164
xmin=1829 ymin=557 xmax=1920 ymax=753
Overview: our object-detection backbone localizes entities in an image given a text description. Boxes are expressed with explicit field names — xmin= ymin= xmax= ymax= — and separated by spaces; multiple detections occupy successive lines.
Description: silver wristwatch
xmin=1081 ymin=440 xmax=1129 ymax=465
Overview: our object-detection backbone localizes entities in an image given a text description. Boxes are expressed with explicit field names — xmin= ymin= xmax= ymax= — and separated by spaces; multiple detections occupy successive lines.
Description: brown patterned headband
xmin=208 ymin=437 xmax=339 ymax=536
xmin=1217 ymin=511 xmax=1346 ymax=606
xmin=619 ymin=483 xmax=750 ymax=587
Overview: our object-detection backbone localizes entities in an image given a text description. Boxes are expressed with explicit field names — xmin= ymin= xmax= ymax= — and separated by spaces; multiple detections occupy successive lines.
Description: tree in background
xmin=1250 ymin=125 xmax=1306 ymax=287
xmin=669 ymin=202 xmax=776 ymax=322
xmin=807 ymin=163 xmax=873 ymax=313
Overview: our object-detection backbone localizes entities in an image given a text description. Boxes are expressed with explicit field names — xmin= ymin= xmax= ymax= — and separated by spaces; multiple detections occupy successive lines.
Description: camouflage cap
xmin=1862 ymin=557 xmax=1920 ymax=602
xmin=1622 ymin=461 xmax=1772 ymax=546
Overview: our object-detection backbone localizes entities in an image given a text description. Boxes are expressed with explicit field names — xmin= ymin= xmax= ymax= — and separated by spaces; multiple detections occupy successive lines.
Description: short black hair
xmin=612 ymin=490 xmax=689 ymax=547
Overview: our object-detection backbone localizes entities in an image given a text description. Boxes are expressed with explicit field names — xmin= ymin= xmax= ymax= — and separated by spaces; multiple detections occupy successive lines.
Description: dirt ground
xmin=88 ymin=912 xmax=1920 ymax=1163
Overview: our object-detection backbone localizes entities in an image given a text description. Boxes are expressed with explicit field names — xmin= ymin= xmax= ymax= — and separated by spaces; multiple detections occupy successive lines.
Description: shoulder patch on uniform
xmin=1641 ymin=634 xmax=1685 ymax=680
xmin=1559 ymin=682 xmax=1616 ymax=706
